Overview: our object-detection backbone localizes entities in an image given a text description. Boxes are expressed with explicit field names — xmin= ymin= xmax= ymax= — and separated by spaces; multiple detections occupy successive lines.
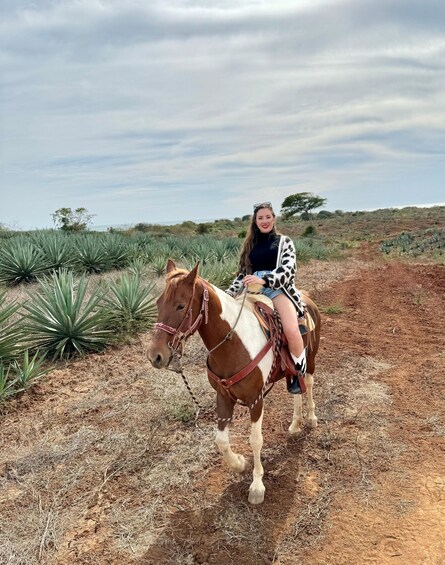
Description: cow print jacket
xmin=226 ymin=235 xmax=305 ymax=317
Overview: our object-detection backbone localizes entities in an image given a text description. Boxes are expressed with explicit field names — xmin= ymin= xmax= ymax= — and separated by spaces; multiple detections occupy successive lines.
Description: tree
xmin=280 ymin=192 xmax=327 ymax=219
xmin=52 ymin=207 xmax=95 ymax=232
xmin=196 ymin=222 xmax=212 ymax=235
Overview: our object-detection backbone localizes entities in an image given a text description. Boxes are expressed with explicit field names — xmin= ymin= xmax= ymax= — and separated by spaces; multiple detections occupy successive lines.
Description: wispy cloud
xmin=1 ymin=0 xmax=444 ymax=228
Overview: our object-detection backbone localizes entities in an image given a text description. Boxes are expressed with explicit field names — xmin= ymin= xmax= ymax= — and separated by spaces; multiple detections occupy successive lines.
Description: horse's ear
xmin=166 ymin=259 xmax=176 ymax=273
xmin=184 ymin=261 xmax=200 ymax=285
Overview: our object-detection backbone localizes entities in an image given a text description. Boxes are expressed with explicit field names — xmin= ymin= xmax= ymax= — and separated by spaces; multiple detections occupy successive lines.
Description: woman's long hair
xmin=238 ymin=204 xmax=277 ymax=273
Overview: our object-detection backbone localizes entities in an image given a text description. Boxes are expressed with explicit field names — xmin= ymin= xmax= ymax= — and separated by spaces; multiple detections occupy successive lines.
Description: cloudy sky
xmin=1 ymin=0 xmax=444 ymax=229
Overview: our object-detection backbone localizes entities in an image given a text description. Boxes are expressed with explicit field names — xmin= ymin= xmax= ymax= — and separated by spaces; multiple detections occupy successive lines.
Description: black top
xmin=249 ymin=232 xmax=280 ymax=274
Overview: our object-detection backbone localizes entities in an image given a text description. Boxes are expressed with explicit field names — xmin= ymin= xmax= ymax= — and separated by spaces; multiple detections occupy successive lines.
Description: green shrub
xmin=317 ymin=210 xmax=335 ymax=219
xmin=196 ymin=223 xmax=212 ymax=235
xmin=302 ymin=225 xmax=316 ymax=237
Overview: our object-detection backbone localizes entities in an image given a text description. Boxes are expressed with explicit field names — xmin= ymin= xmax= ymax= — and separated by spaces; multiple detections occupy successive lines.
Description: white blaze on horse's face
xmin=213 ymin=287 xmax=273 ymax=385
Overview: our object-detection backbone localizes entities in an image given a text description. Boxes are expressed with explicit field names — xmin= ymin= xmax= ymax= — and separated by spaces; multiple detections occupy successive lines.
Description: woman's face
xmin=255 ymin=207 xmax=275 ymax=233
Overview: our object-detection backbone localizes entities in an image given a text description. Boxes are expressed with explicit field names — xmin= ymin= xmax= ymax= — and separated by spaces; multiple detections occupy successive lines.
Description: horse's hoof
xmin=248 ymin=485 xmax=265 ymax=505
xmin=288 ymin=422 xmax=302 ymax=435
xmin=307 ymin=416 xmax=318 ymax=428
xmin=233 ymin=454 xmax=246 ymax=473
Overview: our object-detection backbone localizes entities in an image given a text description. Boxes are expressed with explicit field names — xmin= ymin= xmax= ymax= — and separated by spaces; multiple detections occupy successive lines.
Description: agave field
xmin=380 ymin=227 xmax=445 ymax=260
xmin=0 ymin=229 xmax=338 ymax=402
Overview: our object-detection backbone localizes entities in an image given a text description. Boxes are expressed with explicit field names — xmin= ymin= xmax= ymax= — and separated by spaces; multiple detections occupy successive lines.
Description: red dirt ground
xmin=1 ymin=254 xmax=444 ymax=564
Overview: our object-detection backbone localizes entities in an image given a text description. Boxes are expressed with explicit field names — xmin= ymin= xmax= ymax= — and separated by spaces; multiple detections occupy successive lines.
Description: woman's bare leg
xmin=272 ymin=294 xmax=304 ymax=358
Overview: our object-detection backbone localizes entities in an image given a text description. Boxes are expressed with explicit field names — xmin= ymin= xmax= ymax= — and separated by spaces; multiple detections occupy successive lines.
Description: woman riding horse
xmin=226 ymin=202 xmax=306 ymax=393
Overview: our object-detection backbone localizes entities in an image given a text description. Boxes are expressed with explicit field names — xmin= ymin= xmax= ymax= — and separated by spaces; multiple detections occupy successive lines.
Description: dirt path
xmin=1 ymin=258 xmax=444 ymax=565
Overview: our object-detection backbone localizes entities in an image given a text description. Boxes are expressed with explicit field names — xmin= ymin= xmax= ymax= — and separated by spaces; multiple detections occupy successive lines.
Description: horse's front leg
xmin=248 ymin=400 xmax=265 ymax=505
xmin=215 ymin=393 xmax=246 ymax=473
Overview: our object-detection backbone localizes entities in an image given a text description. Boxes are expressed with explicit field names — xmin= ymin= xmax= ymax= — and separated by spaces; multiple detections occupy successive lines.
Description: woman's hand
xmin=243 ymin=274 xmax=265 ymax=286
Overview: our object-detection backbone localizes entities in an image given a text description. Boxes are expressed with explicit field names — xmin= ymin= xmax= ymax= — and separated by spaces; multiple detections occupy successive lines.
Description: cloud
xmin=1 ymin=0 xmax=444 ymax=228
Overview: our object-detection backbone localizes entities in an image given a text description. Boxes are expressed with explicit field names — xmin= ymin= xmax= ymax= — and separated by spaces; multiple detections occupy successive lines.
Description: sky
xmin=1 ymin=0 xmax=445 ymax=230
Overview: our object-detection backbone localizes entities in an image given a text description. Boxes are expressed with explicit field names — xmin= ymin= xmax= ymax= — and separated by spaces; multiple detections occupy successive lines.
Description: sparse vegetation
xmin=320 ymin=304 xmax=345 ymax=314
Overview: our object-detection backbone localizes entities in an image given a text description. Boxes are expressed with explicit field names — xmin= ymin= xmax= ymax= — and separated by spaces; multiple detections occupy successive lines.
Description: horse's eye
xmin=176 ymin=304 xmax=185 ymax=311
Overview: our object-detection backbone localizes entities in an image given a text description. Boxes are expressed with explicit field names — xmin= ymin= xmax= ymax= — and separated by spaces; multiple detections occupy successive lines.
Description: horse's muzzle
xmin=147 ymin=347 xmax=172 ymax=369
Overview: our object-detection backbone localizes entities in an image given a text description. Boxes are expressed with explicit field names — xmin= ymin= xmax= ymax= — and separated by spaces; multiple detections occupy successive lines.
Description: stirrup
xmin=287 ymin=373 xmax=304 ymax=394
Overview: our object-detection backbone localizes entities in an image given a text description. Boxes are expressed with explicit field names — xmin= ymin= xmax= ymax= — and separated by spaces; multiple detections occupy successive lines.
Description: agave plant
xmin=11 ymin=350 xmax=51 ymax=392
xmin=32 ymin=232 xmax=76 ymax=272
xmin=102 ymin=235 xmax=130 ymax=270
xmin=0 ymin=291 xmax=23 ymax=363
xmin=103 ymin=273 xmax=157 ymax=334
xmin=0 ymin=364 xmax=16 ymax=401
xmin=128 ymin=257 xmax=150 ymax=277
xmin=74 ymin=236 xmax=111 ymax=274
xmin=150 ymin=256 xmax=168 ymax=277
xmin=189 ymin=240 xmax=215 ymax=265
xmin=184 ymin=256 xmax=238 ymax=288
xmin=212 ymin=240 xmax=230 ymax=263
xmin=292 ymin=239 xmax=313 ymax=263
xmin=0 ymin=239 xmax=49 ymax=285
xmin=23 ymin=270 xmax=111 ymax=359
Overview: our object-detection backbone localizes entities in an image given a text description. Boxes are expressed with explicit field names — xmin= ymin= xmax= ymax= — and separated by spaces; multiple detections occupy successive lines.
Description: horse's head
xmin=148 ymin=259 xmax=205 ymax=369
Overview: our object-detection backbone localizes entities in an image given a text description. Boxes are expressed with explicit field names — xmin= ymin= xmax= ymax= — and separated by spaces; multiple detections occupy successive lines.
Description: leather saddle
xmin=251 ymin=299 xmax=310 ymax=393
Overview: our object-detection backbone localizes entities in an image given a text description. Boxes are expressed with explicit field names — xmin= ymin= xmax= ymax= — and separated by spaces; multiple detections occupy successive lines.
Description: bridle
xmin=154 ymin=279 xmax=210 ymax=353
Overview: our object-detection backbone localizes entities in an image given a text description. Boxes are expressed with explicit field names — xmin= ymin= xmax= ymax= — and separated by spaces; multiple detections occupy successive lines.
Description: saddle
xmin=236 ymin=288 xmax=314 ymax=393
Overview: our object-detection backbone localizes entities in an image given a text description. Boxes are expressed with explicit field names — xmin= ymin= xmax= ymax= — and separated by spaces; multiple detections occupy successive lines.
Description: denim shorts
xmin=254 ymin=270 xmax=284 ymax=300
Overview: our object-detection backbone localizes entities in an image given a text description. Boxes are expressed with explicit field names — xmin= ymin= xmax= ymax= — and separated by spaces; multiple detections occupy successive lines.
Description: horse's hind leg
xmin=288 ymin=393 xmax=303 ymax=434
xmin=248 ymin=401 xmax=265 ymax=505
xmin=305 ymin=373 xmax=317 ymax=427
xmin=288 ymin=372 xmax=317 ymax=434
xmin=215 ymin=393 xmax=246 ymax=473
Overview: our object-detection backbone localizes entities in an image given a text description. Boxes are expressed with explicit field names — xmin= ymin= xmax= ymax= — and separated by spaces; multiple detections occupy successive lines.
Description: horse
xmin=147 ymin=259 xmax=321 ymax=505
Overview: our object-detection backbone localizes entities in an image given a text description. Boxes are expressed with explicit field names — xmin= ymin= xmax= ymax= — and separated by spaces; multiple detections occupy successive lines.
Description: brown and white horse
xmin=147 ymin=260 xmax=321 ymax=505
